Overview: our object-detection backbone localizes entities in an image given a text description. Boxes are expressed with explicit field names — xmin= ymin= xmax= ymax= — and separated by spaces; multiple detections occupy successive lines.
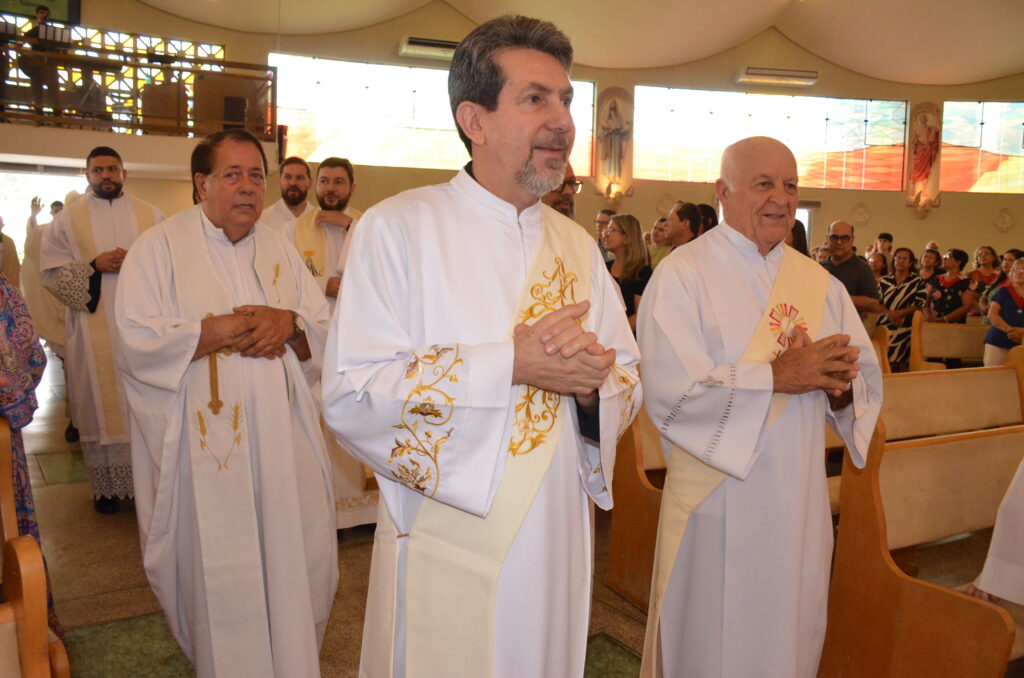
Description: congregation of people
xmin=1 ymin=13 xmax=1022 ymax=678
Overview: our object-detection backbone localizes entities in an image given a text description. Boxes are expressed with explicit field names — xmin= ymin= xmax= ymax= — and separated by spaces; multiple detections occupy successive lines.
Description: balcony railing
xmin=1 ymin=32 xmax=276 ymax=139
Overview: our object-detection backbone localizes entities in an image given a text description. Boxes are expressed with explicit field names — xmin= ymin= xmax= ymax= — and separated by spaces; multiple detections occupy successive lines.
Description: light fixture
xmin=736 ymin=67 xmax=818 ymax=88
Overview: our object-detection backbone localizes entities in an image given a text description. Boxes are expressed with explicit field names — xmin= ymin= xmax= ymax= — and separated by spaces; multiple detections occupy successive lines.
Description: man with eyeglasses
xmin=541 ymin=162 xmax=581 ymax=219
xmin=114 ymin=129 xmax=338 ymax=677
xmin=40 ymin=146 xmax=164 ymax=515
xmin=822 ymin=220 xmax=888 ymax=315
xmin=595 ymin=207 xmax=616 ymax=261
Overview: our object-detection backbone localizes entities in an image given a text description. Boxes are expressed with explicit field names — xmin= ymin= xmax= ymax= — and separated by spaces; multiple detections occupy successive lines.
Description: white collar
xmin=200 ymin=204 xmax=255 ymax=246
xmin=450 ymin=168 xmax=543 ymax=227
xmin=718 ymin=220 xmax=785 ymax=264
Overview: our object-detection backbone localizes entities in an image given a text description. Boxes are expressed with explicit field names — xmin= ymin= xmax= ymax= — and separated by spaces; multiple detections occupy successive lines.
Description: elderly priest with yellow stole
xmin=322 ymin=15 xmax=640 ymax=678
xmin=637 ymin=136 xmax=882 ymax=678
xmin=114 ymin=129 xmax=337 ymax=678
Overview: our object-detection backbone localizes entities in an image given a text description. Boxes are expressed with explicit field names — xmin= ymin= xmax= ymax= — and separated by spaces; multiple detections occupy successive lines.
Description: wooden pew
xmin=605 ymin=408 xmax=664 ymax=611
xmin=819 ymin=363 xmax=1024 ymax=677
xmin=819 ymin=423 xmax=1017 ymax=677
xmin=870 ymin=324 xmax=892 ymax=375
xmin=908 ymin=311 xmax=988 ymax=371
xmin=0 ymin=418 xmax=70 ymax=678
xmin=609 ymin=362 xmax=1024 ymax=613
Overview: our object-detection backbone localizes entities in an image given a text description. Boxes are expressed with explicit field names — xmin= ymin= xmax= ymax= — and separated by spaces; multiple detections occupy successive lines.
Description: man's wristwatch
xmin=289 ymin=310 xmax=305 ymax=342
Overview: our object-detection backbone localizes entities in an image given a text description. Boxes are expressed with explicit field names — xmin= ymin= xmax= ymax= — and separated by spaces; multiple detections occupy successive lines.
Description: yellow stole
xmin=167 ymin=208 xmax=299 ymax=675
xmin=640 ymin=245 xmax=830 ymax=677
xmin=374 ymin=216 xmax=592 ymax=678
xmin=293 ymin=209 xmax=326 ymax=276
xmin=68 ymin=195 xmax=156 ymax=441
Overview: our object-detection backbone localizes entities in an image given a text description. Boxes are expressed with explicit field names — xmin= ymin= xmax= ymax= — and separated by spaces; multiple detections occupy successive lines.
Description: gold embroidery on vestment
xmin=390 ymin=345 xmax=462 ymax=497
xmin=509 ymin=257 xmax=581 ymax=456
xmin=195 ymin=403 xmax=243 ymax=471
xmin=519 ymin=257 xmax=578 ymax=322
xmin=270 ymin=262 xmax=283 ymax=303
xmin=612 ymin=364 xmax=640 ymax=441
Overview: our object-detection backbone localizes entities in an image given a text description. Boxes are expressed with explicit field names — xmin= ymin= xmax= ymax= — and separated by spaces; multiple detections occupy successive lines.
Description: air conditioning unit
xmin=398 ymin=36 xmax=458 ymax=61
xmin=736 ymin=67 xmax=819 ymax=88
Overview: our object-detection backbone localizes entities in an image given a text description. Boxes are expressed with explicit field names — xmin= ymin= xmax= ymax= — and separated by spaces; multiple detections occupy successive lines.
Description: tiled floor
xmin=20 ymin=349 xmax=1023 ymax=676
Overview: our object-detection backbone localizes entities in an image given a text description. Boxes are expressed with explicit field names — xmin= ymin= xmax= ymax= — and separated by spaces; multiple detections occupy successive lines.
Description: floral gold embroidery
xmin=519 ymin=257 xmax=578 ymax=322
xmin=390 ymin=344 xmax=462 ymax=497
xmin=611 ymin=364 xmax=640 ymax=441
xmin=508 ymin=386 xmax=562 ymax=456
xmin=508 ymin=256 xmax=583 ymax=456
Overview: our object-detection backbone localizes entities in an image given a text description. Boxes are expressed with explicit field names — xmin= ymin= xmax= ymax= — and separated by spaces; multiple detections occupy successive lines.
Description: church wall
xmin=69 ymin=0 xmax=1024 ymax=253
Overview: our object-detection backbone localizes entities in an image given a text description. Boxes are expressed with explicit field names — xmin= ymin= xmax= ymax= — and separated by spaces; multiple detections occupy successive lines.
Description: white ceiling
xmin=138 ymin=0 xmax=1024 ymax=85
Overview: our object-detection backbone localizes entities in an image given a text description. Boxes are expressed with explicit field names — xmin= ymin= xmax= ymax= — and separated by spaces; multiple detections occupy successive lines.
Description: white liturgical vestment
xmin=321 ymin=169 xmax=641 ymax=678
xmin=114 ymin=205 xmax=338 ymax=678
xmin=40 ymin=192 xmax=165 ymax=499
xmin=976 ymin=459 xmax=1024 ymax=605
xmin=637 ymin=223 xmax=882 ymax=678
xmin=261 ymin=197 xmax=311 ymax=232
xmin=283 ymin=208 xmax=379 ymax=529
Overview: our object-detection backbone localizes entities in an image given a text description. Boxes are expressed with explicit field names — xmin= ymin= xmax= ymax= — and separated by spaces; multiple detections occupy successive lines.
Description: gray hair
xmin=448 ymin=15 xmax=573 ymax=154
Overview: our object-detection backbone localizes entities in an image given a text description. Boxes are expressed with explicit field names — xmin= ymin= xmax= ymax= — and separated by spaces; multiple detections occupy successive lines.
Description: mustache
xmin=533 ymin=132 xmax=571 ymax=152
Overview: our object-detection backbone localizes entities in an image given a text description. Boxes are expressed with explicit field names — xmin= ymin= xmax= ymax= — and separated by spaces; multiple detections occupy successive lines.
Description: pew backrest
xmin=909 ymin=311 xmax=988 ymax=371
xmin=881 ymin=426 xmax=1024 ymax=549
xmin=882 ymin=365 xmax=1024 ymax=439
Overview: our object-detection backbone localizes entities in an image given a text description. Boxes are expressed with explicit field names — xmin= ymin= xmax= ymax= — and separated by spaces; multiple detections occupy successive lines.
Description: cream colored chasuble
xmin=293 ymin=208 xmax=327 ymax=276
xmin=67 ymin=196 xmax=156 ymax=440
xmin=641 ymin=245 xmax=830 ymax=677
xmin=166 ymin=216 xmax=299 ymax=676
xmin=372 ymin=217 xmax=591 ymax=678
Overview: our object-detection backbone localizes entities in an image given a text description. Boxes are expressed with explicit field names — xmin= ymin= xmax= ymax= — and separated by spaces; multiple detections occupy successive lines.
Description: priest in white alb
xmin=321 ymin=16 xmax=640 ymax=678
xmin=637 ymin=136 xmax=883 ymax=678
xmin=21 ymin=197 xmax=66 ymax=355
xmin=283 ymin=155 xmax=378 ymax=529
xmin=968 ymin=459 xmax=1024 ymax=606
xmin=114 ymin=130 xmax=338 ymax=678
xmin=261 ymin=155 xmax=313 ymax=231
xmin=40 ymin=146 xmax=164 ymax=513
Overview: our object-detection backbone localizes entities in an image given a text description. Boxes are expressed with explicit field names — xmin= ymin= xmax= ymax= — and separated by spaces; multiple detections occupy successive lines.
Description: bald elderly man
xmin=637 ymin=136 xmax=883 ymax=678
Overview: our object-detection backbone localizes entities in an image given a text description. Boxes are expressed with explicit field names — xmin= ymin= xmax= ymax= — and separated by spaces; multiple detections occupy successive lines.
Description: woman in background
xmin=0 ymin=272 xmax=61 ymax=633
xmin=869 ymin=252 xmax=888 ymax=283
xmin=602 ymin=213 xmax=652 ymax=332
xmin=878 ymin=248 xmax=927 ymax=372
xmin=983 ymin=259 xmax=1024 ymax=366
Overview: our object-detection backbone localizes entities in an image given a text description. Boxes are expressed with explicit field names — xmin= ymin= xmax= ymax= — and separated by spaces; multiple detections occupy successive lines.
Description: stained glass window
xmin=633 ymin=86 xmax=907 ymax=190
xmin=1 ymin=12 xmax=225 ymax=134
xmin=269 ymin=53 xmax=594 ymax=174
xmin=940 ymin=101 xmax=1024 ymax=194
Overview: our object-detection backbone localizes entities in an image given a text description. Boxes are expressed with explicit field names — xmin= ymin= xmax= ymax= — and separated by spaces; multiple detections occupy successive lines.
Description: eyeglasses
xmin=560 ymin=179 xmax=583 ymax=194
xmin=209 ymin=169 xmax=266 ymax=185
xmin=827 ymin=234 xmax=852 ymax=243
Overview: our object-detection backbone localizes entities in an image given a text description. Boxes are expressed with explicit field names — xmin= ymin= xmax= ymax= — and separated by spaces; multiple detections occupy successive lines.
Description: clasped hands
xmin=771 ymin=328 xmax=860 ymax=409
xmin=511 ymin=301 xmax=615 ymax=411
xmin=207 ymin=305 xmax=295 ymax=360
xmin=94 ymin=247 xmax=128 ymax=273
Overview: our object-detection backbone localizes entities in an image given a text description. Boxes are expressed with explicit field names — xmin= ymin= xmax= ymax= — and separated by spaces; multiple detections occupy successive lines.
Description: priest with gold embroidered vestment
xmin=321 ymin=16 xmax=640 ymax=678
xmin=114 ymin=130 xmax=337 ymax=678
xmin=636 ymin=137 xmax=882 ymax=678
